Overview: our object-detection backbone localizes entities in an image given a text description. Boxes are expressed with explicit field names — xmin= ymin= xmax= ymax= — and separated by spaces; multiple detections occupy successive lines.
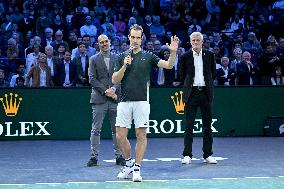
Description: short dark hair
xmin=16 ymin=76 xmax=25 ymax=83
xmin=129 ymin=24 xmax=143 ymax=37
xmin=77 ymin=42 xmax=85 ymax=47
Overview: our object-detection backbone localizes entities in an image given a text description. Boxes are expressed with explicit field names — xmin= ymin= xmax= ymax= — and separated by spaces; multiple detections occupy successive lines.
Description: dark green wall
xmin=0 ymin=87 xmax=283 ymax=140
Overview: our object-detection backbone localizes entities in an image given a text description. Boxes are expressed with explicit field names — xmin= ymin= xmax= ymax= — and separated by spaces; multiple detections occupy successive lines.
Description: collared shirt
xmin=157 ymin=67 xmax=165 ymax=85
xmin=174 ymin=54 xmax=179 ymax=79
xmin=222 ymin=66 xmax=228 ymax=78
xmin=47 ymin=57 xmax=54 ymax=76
xmin=80 ymin=54 xmax=87 ymax=73
xmin=26 ymin=52 xmax=39 ymax=74
xmin=64 ymin=61 xmax=70 ymax=85
xmin=192 ymin=49 xmax=205 ymax=86
xmin=104 ymin=57 xmax=110 ymax=71
xmin=46 ymin=38 xmax=53 ymax=46
xmin=39 ymin=65 xmax=47 ymax=87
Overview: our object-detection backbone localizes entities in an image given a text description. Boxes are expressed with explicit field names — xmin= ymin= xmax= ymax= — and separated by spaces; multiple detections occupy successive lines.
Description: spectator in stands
xmin=132 ymin=8 xmax=143 ymax=26
xmin=167 ymin=7 xmax=181 ymax=33
xmin=143 ymin=15 xmax=152 ymax=39
xmin=271 ymin=66 xmax=284 ymax=85
xmin=221 ymin=22 xmax=234 ymax=38
xmin=120 ymin=42 xmax=129 ymax=53
xmin=55 ymin=50 xmax=77 ymax=87
xmin=0 ymin=68 xmax=8 ymax=87
xmin=267 ymin=35 xmax=278 ymax=52
xmin=205 ymin=0 xmax=221 ymax=23
xmin=50 ymin=30 xmax=69 ymax=54
xmin=114 ymin=13 xmax=127 ymax=37
xmin=216 ymin=56 xmax=236 ymax=86
xmin=230 ymin=47 xmax=242 ymax=71
xmin=236 ymin=51 xmax=257 ymax=85
xmin=77 ymin=0 xmax=89 ymax=15
xmin=145 ymin=40 xmax=154 ymax=52
xmin=10 ymin=64 xmax=26 ymax=87
xmin=212 ymin=45 xmax=223 ymax=60
xmin=52 ymin=15 xmax=66 ymax=35
xmin=12 ymin=32 xmax=25 ymax=54
xmin=25 ymin=43 xmax=40 ymax=74
xmin=110 ymin=36 xmax=121 ymax=53
xmin=73 ymin=42 xmax=89 ymax=87
xmin=67 ymin=30 xmax=78 ymax=50
xmin=188 ymin=18 xmax=202 ymax=35
xmin=57 ymin=43 xmax=67 ymax=59
xmin=153 ymin=40 xmax=162 ymax=57
xmin=259 ymin=43 xmax=280 ymax=85
xmin=172 ymin=47 xmax=184 ymax=87
xmin=35 ymin=9 xmax=51 ymax=37
xmin=42 ymin=27 xmax=54 ymax=48
xmin=45 ymin=45 xmax=60 ymax=84
xmin=230 ymin=14 xmax=244 ymax=32
xmin=71 ymin=6 xmax=85 ymax=30
xmin=276 ymin=38 xmax=284 ymax=67
xmin=153 ymin=44 xmax=172 ymax=86
xmin=6 ymin=38 xmax=20 ymax=75
xmin=242 ymin=32 xmax=262 ymax=64
xmin=127 ymin=16 xmax=136 ymax=32
xmin=0 ymin=49 xmax=9 ymax=74
xmin=15 ymin=76 xmax=25 ymax=87
xmin=25 ymin=53 xmax=54 ymax=87
xmin=150 ymin=15 xmax=165 ymax=39
xmin=80 ymin=16 xmax=98 ymax=45
xmin=71 ymin=35 xmax=96 ymax=60
xmin=103 ymin=23 xmax=116 ymax=40
xmin=203 ymin=38 xmax=213 ymax=52
xmin=0 ymin=14 xmax=17 ymax=34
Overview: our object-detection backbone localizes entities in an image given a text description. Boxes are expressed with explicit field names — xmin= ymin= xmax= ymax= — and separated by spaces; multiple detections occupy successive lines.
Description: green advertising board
xmin=0 ymin=87 xmax=284 ymax=140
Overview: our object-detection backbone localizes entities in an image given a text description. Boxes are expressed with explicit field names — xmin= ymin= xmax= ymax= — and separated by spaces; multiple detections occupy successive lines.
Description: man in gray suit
xmin=87 ymin=34 xmax=124 ymax=166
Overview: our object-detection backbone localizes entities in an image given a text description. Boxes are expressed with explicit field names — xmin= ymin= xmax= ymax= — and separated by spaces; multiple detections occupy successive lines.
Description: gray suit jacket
xmin=88 ymin=52 xmax=119 ymax=104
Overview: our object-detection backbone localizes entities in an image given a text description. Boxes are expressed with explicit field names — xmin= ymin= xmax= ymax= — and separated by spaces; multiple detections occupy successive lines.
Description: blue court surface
xmin=0 ymin=137 xmax=283 ymax=189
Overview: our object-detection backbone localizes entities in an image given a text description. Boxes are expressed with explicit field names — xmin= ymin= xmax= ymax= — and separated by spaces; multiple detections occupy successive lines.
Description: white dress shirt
xmin=192 ymin=49 xmax=205 ymax=86
xmin=64 ymin=61 xmax=70 ymax=85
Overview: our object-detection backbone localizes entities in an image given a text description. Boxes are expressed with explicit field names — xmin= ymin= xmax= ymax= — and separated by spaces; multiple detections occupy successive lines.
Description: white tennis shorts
xmin=115 ymin=101 xmax=150 ymax=128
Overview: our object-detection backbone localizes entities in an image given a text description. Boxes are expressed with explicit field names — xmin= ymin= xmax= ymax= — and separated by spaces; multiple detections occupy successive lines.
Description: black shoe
xmin=87 ymin=157 xmax=98 ymax=167
xmin=116 ymin=155 xmax=126 ymax=166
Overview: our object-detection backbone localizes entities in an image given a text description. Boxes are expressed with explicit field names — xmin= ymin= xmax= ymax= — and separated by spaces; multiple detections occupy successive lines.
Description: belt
xmin=192 ymin=86 xmax=206 ymax=91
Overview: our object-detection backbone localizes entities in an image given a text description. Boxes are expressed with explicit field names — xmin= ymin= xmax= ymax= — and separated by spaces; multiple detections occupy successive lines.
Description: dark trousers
xmin=183 ymin=87 xmax=213 ymax=159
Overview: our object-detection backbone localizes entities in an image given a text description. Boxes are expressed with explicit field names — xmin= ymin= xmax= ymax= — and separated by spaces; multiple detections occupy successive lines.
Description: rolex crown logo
xmin=171 ymin=91 xmax=185 ymax=115
xmin=0 ymin=93 xmax=22 ymax=117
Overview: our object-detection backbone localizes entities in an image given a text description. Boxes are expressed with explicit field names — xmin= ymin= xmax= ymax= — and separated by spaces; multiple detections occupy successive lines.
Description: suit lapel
xmin=202 ymin=49 xmax=207 ymax=67
xmin=109 ymin=53 xmax=115 ymax=75
xmin=98 ymin=53 xmax=109 ymax=72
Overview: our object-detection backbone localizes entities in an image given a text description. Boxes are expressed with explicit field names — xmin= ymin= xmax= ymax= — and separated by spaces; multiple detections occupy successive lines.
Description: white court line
xmin=68 ymin=182 xmax=97 ymax=184
xmin=178 ymin=179 xmax=205 ymax=181
xmin=2 ymin=176 xmax=282 ymax=186
xmin=245 ymin=177 xmax=271 ymax=179
xmin=0 ymin=184 xmax=27 ymax=186
xmin=106 ymin=180 xmax=132 ymax=183
xmin=144 ymin=180 xmax=169 ymax=182
xmin=212 ymin=178 xmax=238 ymax=180
xmin=35 ymin=183 xmax=63 ymax=185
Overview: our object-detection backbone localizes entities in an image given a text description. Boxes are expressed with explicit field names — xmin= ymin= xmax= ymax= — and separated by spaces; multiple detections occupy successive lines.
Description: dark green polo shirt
xmin=115 ymin=50 xmax=160 ymax=101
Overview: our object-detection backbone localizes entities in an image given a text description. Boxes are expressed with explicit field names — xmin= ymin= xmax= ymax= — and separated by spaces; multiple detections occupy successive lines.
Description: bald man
xmin=87 ymin=35 xmax=124 ymax=167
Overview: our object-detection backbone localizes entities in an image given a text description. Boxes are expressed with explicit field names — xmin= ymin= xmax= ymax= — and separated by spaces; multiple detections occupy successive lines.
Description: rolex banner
xmin=0 ymin=87 xmax=284 ymax=140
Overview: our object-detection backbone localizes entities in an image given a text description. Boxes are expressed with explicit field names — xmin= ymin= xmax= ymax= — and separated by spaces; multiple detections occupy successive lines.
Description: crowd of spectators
xmin=0 ymin=0 xmax=283 ymax=88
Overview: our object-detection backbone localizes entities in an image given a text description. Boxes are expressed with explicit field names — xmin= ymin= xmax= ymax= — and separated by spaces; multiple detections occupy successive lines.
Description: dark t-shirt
xmin=115 ymin=50 xmax=160 ymax=101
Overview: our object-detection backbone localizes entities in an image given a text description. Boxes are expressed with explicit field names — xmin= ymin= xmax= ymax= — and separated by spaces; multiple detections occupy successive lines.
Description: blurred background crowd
xmin=0 ymin=0 xmax=283 ymax=88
